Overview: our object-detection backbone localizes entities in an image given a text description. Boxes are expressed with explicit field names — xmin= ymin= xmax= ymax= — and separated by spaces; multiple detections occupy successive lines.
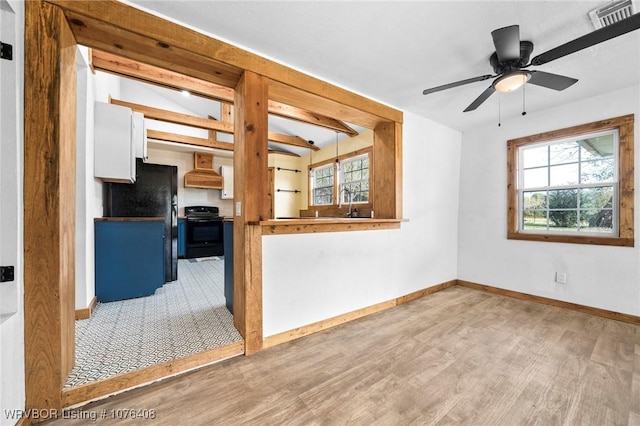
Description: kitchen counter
xmin=95 ymin=217 xmax=163 ymax=222
xmin=254 ymin=217 xmax=406 ymax=235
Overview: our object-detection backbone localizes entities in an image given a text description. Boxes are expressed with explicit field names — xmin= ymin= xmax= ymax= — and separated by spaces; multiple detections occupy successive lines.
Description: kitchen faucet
xmin=339 ymin=187 xmax=353 ymax=217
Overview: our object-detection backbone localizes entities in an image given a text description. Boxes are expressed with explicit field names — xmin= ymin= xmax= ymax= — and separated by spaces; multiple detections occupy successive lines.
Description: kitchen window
xmin=310 ymin=148 xmax=372 ymax=208
xmin=340 ymin=154 xmax=370 ymax=204
xmin=507 ymin=115 xmax=634 ymax=246
xmin=312 ymin=164 xmax=335 ymax=205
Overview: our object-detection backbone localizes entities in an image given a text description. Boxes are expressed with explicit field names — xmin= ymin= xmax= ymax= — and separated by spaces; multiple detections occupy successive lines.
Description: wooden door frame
xmin=25 ymin=0 xmax=402 ymax=414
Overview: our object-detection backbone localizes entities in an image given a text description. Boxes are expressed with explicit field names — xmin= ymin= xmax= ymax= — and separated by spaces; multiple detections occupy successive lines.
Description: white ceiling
xmin=127 ymin=0 xmax=640 ymax=133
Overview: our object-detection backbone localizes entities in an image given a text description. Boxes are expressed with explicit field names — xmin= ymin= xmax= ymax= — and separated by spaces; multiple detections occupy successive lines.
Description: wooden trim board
xmin=395 ymin=280 xmax=457 ymax=305
xmin=74 ymin=297 xmax=97 ymax=320
xmin=263 ymin=280 xmax=456 ymax=349
xmin=457 ymin=280 xmax=640 ymax=326
xmin=264 ymin=278 xmax=640 ymax=351
xmin=62 ymin=341 xmax=245 ymax=408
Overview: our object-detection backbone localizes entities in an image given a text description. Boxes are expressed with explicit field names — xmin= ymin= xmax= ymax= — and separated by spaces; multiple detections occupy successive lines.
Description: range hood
xmin=184 ymin=152 xmax=223 ymax=189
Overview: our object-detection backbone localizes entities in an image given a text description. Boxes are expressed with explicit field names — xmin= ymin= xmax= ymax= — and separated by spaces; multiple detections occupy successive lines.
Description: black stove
xmin=184 ymin=206 xmax=224 ymax=258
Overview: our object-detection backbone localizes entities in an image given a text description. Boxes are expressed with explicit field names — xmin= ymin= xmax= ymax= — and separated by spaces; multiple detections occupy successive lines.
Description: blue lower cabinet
xmin=95 ymin=219 xmax=165 ymax=303
xmin=178 ymin=218 xmax=187 ymax=258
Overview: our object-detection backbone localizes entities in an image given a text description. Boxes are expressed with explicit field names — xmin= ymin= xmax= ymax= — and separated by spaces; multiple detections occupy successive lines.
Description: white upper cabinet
xmin=132 ymin=111 xmax=147 ymax=162
xmin=94 ymin=101 xmax=136 ymax=183
xmin=220 ymin=165 xmax=234 ymax=199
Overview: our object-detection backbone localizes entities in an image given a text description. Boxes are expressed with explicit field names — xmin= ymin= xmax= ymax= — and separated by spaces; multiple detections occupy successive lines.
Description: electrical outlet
xmin=555 ymin=272 xmax=567 ymax=284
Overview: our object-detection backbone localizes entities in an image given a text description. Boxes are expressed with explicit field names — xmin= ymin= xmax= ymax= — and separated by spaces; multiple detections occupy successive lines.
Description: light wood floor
xmin=47 ymin=286 xmax=640 ymax=425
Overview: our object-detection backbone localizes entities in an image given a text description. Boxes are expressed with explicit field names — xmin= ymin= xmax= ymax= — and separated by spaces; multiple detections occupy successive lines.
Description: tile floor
xmin=64 ymin=257 xmax=242 ymax=389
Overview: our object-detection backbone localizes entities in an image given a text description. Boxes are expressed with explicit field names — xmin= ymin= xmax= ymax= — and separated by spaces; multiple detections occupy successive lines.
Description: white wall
xmin=458 ymin=85 xmax=640 ymax=316
xmin=0 ymin=0 xmax=24 ymax=423
xmin=262 ymin=112 xmax=461 ymax=336
xmin=75 ymin=47 xmax=99 ymax=310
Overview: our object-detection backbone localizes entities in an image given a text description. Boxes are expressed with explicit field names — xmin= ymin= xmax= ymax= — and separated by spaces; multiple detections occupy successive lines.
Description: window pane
xmin=549 ymin=141 xmax=579 ymax=165
xmin=549 ymin=163 xmax=579 ymax=186
xmin=523 ymin=191 xmax=547 ymax=209
xmin=580 ymin=186 xmax=613 ymax=209
xmin=523 ymin=210 xmax=548 ymax=230
xmin=548 ymin=210 xmax=578 ymax=231
xmin=580 ymin=209 xmax=613 ymax=232
xmin=581 ymin=159 xmax=614 ymax=184
xmin=580 ymin=135 xmax=614 ymax=160
xmin=549 ymin=189 xmax=577 ymax=209
xmin=523 ymin=145 xmax=548 ymax=168
xmin=523 ymin=167 xmax=548 ymax=189
xmin=314 ymin=187 xmax=333 ymax=205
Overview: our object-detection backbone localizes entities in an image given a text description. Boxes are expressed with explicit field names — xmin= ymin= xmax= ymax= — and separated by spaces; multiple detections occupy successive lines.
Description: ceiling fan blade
xmin=492 ymin=25 xmax=521 ymax=63
xmin=531 ymin=13 xmax=640 ymax=66
xmin=527 ymin=70 xmax=578 ymax=91
xmin=422 ymin=74 xmax=493 ymax=95
xmin=463 ymin=85 xmax=496 ymax=112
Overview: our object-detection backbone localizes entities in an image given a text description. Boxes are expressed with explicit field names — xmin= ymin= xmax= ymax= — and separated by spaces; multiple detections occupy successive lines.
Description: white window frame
xmin=339 ymin=153 xmax=370 ymax=205
xmin=311 ymin=163 xmax=335 ymax=206
xmin=516 ymin=129 xmax=620 ymax=237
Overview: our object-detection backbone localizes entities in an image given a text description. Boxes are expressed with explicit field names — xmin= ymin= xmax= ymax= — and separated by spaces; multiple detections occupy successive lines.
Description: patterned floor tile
xmin=64 ymin=258 xmax=242 ymax=389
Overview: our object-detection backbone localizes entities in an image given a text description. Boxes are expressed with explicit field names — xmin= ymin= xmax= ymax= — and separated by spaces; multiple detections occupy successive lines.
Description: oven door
xmin=186 ymin=218 xmax=224 ymax=258
xmin=187 ymin=218 xmax=223 ymax=245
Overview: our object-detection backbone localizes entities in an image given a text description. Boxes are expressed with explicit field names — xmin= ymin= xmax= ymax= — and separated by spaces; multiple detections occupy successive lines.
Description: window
xmin=312 ymin=164 xmax=334 ymax=205
xmin=309 ymin=148 xmax=372 ymax=208
xmin=507 ymin=115 xmax=634 ymax=246
xmin=340 ymin=154 xmax=370 ymax=204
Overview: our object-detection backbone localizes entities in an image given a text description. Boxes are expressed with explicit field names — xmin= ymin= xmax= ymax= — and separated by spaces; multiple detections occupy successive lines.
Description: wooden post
xmin=233 ymin=71 xmax=268 ymax=354
xmin=24 ymin=0 xmax=76 ymax=414
xmin=374 ymin=121 xmax=403 ymax=219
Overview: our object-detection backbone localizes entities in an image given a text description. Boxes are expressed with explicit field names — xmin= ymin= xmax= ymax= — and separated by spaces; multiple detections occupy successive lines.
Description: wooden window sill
xmin=507 ymin=232 xmax=634 ymax=247
xmin=255 ymin=218 xmax=405 ymax=235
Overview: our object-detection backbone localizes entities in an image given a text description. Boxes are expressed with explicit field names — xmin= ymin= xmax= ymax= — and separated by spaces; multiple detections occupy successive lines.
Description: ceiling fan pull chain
xmin=522 ymin=83 xmax=527 ymax=116
xmin=498 ymin=94 xmax=501 ymax=127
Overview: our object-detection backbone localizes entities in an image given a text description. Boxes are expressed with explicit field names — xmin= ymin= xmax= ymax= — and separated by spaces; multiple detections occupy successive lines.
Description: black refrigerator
xmin=104 ymin=159 xmax=178 ymax=282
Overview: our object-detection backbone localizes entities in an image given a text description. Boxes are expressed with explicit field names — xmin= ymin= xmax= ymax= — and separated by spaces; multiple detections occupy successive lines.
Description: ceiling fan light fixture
xmin=494 ymin=71 xmax=531 ymax=93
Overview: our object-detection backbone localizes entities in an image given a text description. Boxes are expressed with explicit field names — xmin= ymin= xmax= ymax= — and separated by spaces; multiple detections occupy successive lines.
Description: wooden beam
xmin=49 ymin=0 xmax=402 ymax=125
xmin=220 ymin=103 xmax=233 ymax=123
xmin=110 ymin=98 xmax=234 ymax=134
xmin=91 ymin=49 xmax=235 ymax=103
xmin=374 ymin=121 xmax=403 ymax=219
xmin=268 ymin=132 xmax=319 ymax=151
xmin=234 ymin=71 xmax=268 ymax=355
xmin=267 ymin=101 xmax=358 ymax=136
xmin=147 ymin=129 xmax=234 ymax=151
xmin=268 ymin=149 xmax=300 ymax=158
xmin=92 ymin=49 xmax=359 ymax=136
xmin=24 ymin=0 xmax=76 ymax=415
xmin=59 ymin=5 xmax=243 ymax=88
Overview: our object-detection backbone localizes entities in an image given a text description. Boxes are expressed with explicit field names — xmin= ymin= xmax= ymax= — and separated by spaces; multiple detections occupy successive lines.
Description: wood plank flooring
xmin=46 ymin=286 xmax=640 ymax=425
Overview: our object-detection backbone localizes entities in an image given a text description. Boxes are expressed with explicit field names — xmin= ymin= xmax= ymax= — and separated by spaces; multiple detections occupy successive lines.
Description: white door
xmin=0 ymin=0 xmax=26 ymax=421
xmin=0 ymin=0 xmax=20 ymax=319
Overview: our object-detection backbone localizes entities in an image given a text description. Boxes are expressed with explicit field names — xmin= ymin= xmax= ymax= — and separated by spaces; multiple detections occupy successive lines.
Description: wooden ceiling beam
xmin=268 ymin=149 xmax=300 ymax=157
xmin=268 ymin=133 xmax=319 ymax=151
xmin=110 ymin=98 xmax=234 ymax=134
xmin=147 ymin=129 xmax=300 ymax=158
xmin=147 ymin=129 xmax=233 ymax=151
xmin=65 ymin=11 xmax=241 ymax=88
xmin=91 ymin=49 xmax=235 ymax=103
xmin=91 ymin=49 xmax=359 ymax=136
xmin=267 ymin=102 xmax=358 ymax=136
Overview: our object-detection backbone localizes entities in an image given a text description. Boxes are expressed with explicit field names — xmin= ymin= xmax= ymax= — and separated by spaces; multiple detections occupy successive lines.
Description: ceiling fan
xmin=422 ymin=13 xmax=640 ymax=112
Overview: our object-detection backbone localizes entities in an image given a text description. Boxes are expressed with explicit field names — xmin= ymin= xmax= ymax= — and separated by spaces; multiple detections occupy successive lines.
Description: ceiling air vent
xmin=589 ymin=0 xmax=636 ymax=29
